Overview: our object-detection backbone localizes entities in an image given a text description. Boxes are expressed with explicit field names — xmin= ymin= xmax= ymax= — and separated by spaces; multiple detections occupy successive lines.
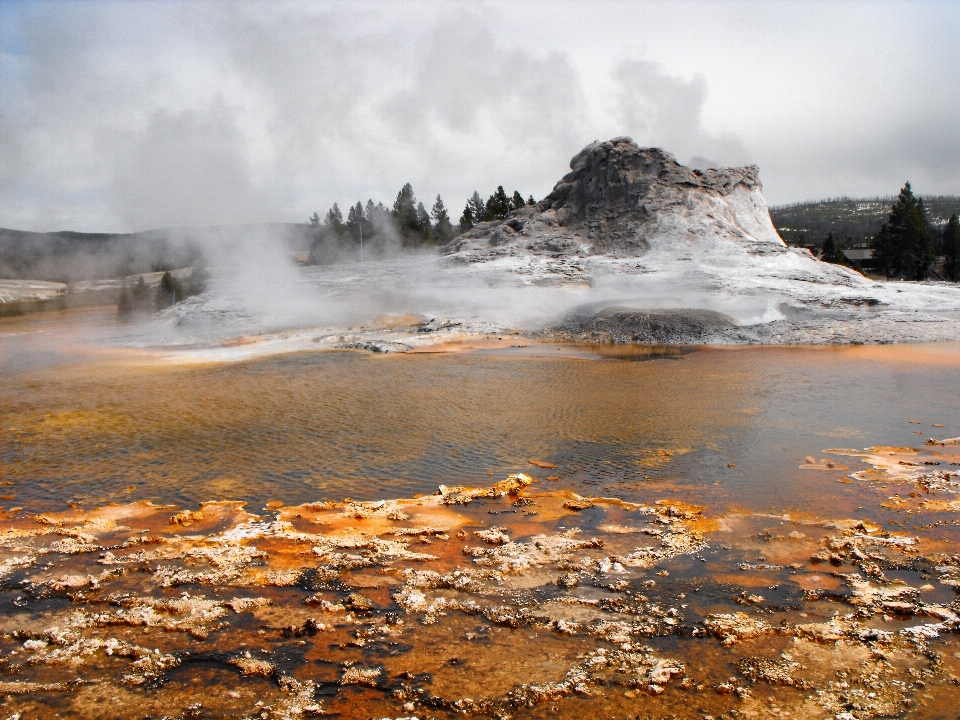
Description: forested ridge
xmin=771 ymin=191 xmax=960 ymax=281
xmin=771 ymin=196 xmax=960 ymax=246
xmin=0 ymin=224 xmax=310 ymax=283
xmin=307 ymin=184 xmax=535 ymax=263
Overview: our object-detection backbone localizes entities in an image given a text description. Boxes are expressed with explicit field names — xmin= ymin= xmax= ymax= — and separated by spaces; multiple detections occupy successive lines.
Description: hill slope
xmin=0 ymin=224 xmax=312 ymax=283
xmin=770 ymin=197 xmax=960 ymax=246
xmin=446 ymin=137 xmax=787 ymax=261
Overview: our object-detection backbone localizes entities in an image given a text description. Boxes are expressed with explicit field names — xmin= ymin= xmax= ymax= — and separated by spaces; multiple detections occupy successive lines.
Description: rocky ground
xmin=3 ymin=437 xmax=960 ymax=718
xmin=540 ymin=302 xmax=960 ymax=346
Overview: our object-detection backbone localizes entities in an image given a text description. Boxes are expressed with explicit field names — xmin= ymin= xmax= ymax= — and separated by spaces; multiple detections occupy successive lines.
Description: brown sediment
xmin=705 ymin=341 xmax=960 ymax=367
xmin=800 ymin=456 xmax=849 ymax=471
xmin=823 ymin=446 xmax=960 ymax=518
xmin=220 ymin=336 xmax=258 ymax=347
xmin=406 ymin=336 xmax=531 ymax=354
xmin=407 ymin=338 xmax=689 ymax=361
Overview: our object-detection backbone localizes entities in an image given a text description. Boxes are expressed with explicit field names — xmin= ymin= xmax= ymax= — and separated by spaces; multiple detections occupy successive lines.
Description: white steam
xmin=118 ymin=223 xmax=785 ymax=352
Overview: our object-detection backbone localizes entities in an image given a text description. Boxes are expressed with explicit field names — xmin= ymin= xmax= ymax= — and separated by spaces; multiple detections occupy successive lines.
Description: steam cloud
xmin=614 ymin=60 xmax=750 ymax=170
xmin=134 ymin=226 xmax=781 ymax=351
xmin=2 ymin=1 xmax=958 ymax=235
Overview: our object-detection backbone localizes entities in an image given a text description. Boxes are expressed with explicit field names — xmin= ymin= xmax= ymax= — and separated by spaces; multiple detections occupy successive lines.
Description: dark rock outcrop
xmin=547 ymin=306 xmax=740 ymax=345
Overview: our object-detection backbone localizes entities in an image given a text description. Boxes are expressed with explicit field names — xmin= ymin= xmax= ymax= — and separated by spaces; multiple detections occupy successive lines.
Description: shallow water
xmin=3 ymin=311 xmax=960 ymax=718
xmin=2 ymin=320 xmax=959 ymax=515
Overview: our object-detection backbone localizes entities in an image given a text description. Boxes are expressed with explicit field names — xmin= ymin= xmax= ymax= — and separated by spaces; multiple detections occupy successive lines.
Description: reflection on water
xmin=2 ymin=331 xmax=960 ymax=516
xmin=3 ymin=311 xmax=960 ymax=718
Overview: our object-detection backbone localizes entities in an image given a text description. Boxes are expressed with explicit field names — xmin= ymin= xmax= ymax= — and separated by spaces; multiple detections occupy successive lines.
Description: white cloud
xmin=1 ymin=0 xmax=958 ymax=231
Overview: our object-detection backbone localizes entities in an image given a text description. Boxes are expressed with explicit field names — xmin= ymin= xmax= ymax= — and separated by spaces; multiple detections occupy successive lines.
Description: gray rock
xmin=335 ymin=340 xmax=413 ymax=353
xmin=445 ymin=137 xmax=782 ymax=262
xmin=547 ymin=307 xmax=740 ymax=345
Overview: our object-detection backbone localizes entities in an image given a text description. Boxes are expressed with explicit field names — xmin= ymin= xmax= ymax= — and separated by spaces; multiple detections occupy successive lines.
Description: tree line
xmin=814 ymin=183 xmax=960 ymax=281
xmin=307 ymin=184 xmax=535 ymax=263
xmin=871 ymin=183 xmax=959 ymax=281
xmin=118 ymin=268 xmax=207 ymax=320
xmin=770 ymin=195 xmax=960 ymax=254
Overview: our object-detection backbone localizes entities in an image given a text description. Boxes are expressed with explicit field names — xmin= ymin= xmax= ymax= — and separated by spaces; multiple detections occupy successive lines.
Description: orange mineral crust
xmin=2 ymin=472 xmax=960 ymax=718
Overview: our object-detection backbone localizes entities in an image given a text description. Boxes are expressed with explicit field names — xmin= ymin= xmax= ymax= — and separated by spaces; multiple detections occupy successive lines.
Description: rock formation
xmin=444 ymin=137 xmax=960 ymax=345
xmin=445 ymin=136 xmax=787 ymax=262
xmin=133 ymin=138 xmax=960 ymax=348
xmin=549 ymin=306 xmax=740 ymax=345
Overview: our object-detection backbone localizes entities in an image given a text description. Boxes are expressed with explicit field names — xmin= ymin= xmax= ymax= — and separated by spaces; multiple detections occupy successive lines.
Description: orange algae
xmin=0 ymin=481 xmax=711 ymax=717
xmin=2 ymin=477 xmax=960 ymax=718
xmin=5 ymin=318 xmax=960 ymax=717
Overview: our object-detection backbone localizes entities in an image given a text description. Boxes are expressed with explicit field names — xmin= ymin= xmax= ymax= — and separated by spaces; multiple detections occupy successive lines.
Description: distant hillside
xmin=770 ymin=196 xmax=960 ymax=246
xmin=0 ymin=223 xmax=313 ymax=282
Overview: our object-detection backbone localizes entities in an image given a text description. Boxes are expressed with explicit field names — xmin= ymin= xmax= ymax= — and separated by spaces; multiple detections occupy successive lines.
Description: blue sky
xmin=2 ymin=0 xmax=959 ymax=232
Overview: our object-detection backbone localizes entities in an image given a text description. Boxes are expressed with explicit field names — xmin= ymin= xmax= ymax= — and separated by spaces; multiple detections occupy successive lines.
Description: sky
xmin=1 ymin=0 xmax=958 ymax=233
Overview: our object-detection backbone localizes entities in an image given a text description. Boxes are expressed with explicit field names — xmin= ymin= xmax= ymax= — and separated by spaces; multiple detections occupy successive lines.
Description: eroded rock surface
xmin=548 ymin=306 xmax=740 ymax=345
xmin=446 ymin=138 xmax=784 ymax=262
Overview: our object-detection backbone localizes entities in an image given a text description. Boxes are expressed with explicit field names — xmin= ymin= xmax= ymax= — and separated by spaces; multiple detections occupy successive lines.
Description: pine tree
xmin=416 ymin=201 xmax=434 ymax=245
xmin=155 ymin=271 xmax=184 ymax=310
xmin=346 ymin=202 xmax=359 ymax=226
xmin=308 ymin=212 xmax=320 ymax=227
xmin=819 ymin=232 xmax=847 ymax=266
xmin=832 ymin=235 xmax=848 ymax=265
xmin=432 ymin=195 xmax=454 ymax=245
xmin=821 ymin=232 xmax=836 ymax=262
xmin=459 ymin=204 xmax=474 ymax=233
xmin=943 ymin=213 xmax=960 ymax=282
xmin=325 ymin=203 xmax=346 ymax=237
xmin=346 ymin=202 xmax=367 ymax=244
xmin=468 ymin=192 xmax=486 ymax=226
xmin=872 ymin=182 xmax=934 ymax=280
xmin=393 ymin=183 xmax=417 ymax=224
xmin=511 ymin=191 xmax=525 ymax=211
xmin=393 ymin=183 xmax=422 ymax=246
xmin=526 ymin=195 xmax=536 ymax=206
xmin=485 ymin=186 xmax=511 ymax=220
xmin=365 ymin=200 xmax=390 ymax=232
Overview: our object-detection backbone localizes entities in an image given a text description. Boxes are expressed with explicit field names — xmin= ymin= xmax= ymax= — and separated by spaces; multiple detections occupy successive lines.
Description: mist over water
xmin=87 ymin=222 xmax=782 ymax=352
xmin=157 ymin=259 xmax=773 ymax=345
